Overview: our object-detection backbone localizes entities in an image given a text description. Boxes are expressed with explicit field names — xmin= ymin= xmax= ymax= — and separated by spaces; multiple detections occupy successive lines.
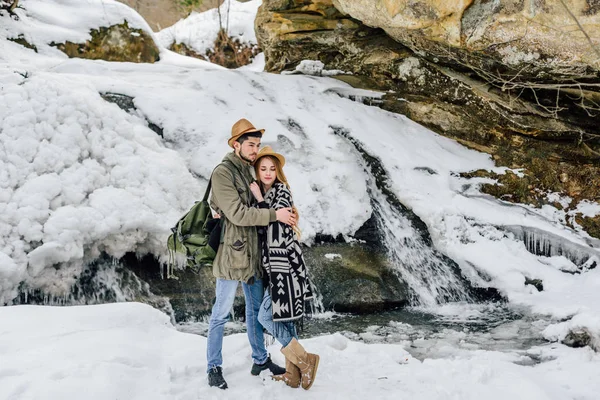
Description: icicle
xmin=504 ymin=225 xmax=599 ymax=267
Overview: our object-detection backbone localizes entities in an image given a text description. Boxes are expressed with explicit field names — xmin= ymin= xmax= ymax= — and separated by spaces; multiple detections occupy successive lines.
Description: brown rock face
xmin=333 ymin=0 xmax=600 ymax=71
xmin=256 ymin=0 xmax=600 ymax=237
xmin=255 ymin=0 xmax=362 ymax=72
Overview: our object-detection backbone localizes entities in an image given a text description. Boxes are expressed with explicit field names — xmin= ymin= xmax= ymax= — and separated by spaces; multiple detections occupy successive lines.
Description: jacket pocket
xmin=227 ymin=238 xmax=248 ymax=269
xmin=222 ymin=222 xmax=250 ymax=270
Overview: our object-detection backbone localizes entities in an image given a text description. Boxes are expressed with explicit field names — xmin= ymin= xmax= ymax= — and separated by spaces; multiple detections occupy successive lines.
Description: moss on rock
xmin=575 ymin=214 xmax=600 ymax=240
xmin=52 ymin=21 xmax=160 ymax=63
xmin=170 ymin=42 xmax=205 ymax=59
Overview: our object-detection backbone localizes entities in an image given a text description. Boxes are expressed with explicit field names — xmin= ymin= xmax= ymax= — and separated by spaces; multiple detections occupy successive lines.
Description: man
xmin=206 ymin=118 xmax=297 ymax=389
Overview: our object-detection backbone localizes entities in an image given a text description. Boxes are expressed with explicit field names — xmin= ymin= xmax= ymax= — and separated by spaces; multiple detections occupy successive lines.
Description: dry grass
xmin=170 ymin=28 xmax=260 ymax=69
xmin=205 ymin=28 xmax=260 ymax=68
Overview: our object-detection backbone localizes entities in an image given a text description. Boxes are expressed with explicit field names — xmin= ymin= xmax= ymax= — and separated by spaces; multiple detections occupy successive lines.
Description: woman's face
xmin=258 ymin=157 xmax=277 ymax=187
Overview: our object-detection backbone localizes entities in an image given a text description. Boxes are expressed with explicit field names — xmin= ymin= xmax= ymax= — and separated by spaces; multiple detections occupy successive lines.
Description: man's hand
xmin=249 ymin=182 xmax=264 ymax=202
xmin=276 ymin=208 xmax=297 ymax=226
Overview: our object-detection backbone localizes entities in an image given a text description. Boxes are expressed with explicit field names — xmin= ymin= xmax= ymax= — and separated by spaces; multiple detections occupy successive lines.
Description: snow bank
xmin=1 ymin=303 xmax=599 ymax=399
xmin=0 ymin=72 xmax=201 ymax=302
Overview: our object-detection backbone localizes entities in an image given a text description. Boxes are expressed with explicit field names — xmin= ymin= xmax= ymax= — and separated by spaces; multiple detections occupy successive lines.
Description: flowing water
xmin=176 ymin=302 xmax=552 ymax=363
xmin=370 ymin=178 xmax=474 ymax=306
xmin=333 ymin=126 xmax=476 ymax=306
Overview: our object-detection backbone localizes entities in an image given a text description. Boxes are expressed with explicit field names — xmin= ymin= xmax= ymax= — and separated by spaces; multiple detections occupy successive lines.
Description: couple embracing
xmin=205 ymin=118 xmax=319 ymax=390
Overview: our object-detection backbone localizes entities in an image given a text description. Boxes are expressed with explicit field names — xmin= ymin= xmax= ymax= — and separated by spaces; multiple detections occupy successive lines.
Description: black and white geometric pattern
xmin=262 ymin=183 xmax=313 ymax=322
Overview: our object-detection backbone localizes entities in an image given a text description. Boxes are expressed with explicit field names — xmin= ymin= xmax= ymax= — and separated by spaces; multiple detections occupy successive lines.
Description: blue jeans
xmin=206 ymin=277 xmax=268 ymax=372
xmin=257 ymin=289 xmax=298 ymax=347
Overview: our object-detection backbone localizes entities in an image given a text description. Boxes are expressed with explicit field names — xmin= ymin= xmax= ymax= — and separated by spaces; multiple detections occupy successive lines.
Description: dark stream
xmin=177 ymin=302 xmax=551 ymax=363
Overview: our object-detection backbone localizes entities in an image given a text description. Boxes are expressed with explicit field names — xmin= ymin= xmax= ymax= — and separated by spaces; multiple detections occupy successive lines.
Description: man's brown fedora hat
xmin=228 ymin=118 xmax=265 ymax=148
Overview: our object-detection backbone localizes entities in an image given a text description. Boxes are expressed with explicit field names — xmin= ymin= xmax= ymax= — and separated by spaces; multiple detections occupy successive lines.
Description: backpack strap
xmin=203 ymin=161 xmax=236 ymax=203
xmin=202 ymin=175 xmax=213 ymax=202
xmin=210 ymin=160 xmax=241 ymax=245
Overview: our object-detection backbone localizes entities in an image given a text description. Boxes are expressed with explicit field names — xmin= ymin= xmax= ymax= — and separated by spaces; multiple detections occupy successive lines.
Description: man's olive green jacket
xmin=209 ymin=152 xmax=277 ymax=282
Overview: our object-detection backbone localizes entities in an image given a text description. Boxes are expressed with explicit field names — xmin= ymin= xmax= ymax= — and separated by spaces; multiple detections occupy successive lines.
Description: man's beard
xmin=239 ymin=150 xmax=255 ymax=163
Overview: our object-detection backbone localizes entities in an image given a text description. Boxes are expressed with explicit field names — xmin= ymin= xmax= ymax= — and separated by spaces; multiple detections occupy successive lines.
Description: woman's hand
xmin=276 ymin=208 xmax=297 ymax=226
xmin=250 ymin=181 xmax=264 ymax=202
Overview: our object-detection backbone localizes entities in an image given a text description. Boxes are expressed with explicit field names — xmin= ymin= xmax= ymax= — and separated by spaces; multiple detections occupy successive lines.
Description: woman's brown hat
xmin=254 ymin=145 xmax=286 ymax=167
xmin=229 ymin=118 xmax=265 ymax=148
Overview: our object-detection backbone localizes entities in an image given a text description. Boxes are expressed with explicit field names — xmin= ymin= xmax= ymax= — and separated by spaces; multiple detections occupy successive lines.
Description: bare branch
xmin=0 ymin=0 xmax=20 ymax=19
xmin=431 ymin=44 xmax=600 ymax=120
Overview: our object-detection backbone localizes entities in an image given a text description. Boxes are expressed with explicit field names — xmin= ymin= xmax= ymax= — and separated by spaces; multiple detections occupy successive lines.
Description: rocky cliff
xmin=256 ymin=0 xmax=600 ymax=237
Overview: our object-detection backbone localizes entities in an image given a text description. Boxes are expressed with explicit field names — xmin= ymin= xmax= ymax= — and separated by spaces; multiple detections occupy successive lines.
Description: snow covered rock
xmin=543 ymin=313 xmax=600 ymax=352
xmin=4 ymin=0 xmax=161 ymax=63
xmin=0 ymin=71 xmax=201 ymax=304
xmin=52 ymin=21 xmax=160 ymax=63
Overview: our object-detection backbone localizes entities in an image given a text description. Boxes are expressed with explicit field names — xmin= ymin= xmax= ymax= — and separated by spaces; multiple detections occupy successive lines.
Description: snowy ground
xmin=1 ymin=303 xmax=600 ymax=400
xmin=2 ymin=1 xmax=600 ymax=398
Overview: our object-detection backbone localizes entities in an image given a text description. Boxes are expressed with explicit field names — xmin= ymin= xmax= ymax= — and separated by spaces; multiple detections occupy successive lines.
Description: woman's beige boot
xmin=280 ymin=338 xmax=320 ymax=390
xmin=272 ymin=357 xmax=301 ymax=388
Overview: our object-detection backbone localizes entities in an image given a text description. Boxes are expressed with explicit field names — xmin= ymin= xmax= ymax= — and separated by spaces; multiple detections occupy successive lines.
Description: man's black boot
xmin=251 ymin=355 xmax=286 ymax=376
xmin=208 ymin=366 xmax=228 ymax=389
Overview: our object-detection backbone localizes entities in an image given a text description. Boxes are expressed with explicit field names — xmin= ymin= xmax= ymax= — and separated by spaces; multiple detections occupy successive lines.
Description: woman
xmin=250 ymin=146 xmax=319 ymax=390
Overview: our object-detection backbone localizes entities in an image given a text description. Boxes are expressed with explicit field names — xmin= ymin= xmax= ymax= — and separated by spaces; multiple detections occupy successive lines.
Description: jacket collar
xmin=224 ymin=151 xmax=249 ymax=169
xmin=224 ymin=151 xmax=255 ymax=179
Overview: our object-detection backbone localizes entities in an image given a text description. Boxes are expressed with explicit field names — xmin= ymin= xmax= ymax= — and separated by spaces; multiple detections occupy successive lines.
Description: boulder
xmin=562 ymin=328 xmax=597 ymax=351
xmin=116 ymin=0 xmax=226 ymax=32
xmin=304 ymin=242 xmax=410 ymax=313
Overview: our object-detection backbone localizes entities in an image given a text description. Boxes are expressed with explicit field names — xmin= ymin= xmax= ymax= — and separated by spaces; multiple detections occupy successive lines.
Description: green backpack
xmin=166 ymin=163 xmax=234 ymax=276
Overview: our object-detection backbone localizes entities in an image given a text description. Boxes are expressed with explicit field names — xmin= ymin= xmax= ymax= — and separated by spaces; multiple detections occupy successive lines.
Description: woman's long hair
xmin=255 ymin=155 xmax=301 ymax=238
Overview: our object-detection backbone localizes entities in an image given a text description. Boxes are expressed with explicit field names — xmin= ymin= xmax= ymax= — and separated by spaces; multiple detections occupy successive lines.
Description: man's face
xmin=235 ymin=136 xmax=261 ymax=163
